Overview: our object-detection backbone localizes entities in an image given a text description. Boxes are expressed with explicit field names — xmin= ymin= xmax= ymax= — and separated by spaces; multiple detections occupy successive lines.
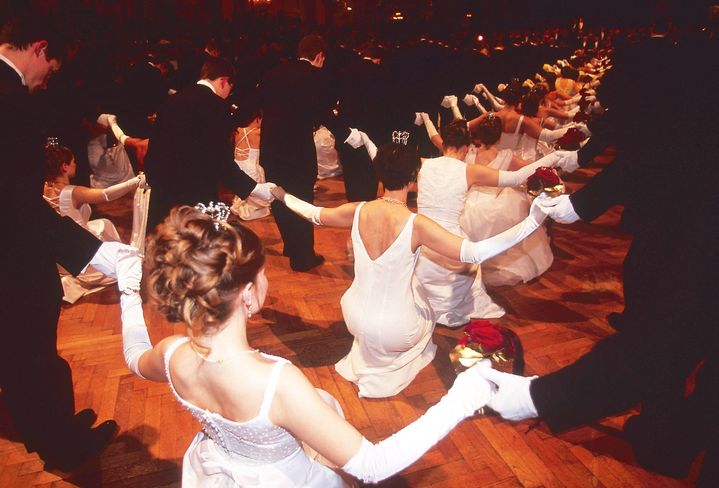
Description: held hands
xmin=446 ymin=362 xmax=495 ymax=417
xmin=477 ymin=367 xmax=539 ymax=421
xmin=270 ymin=185 xmax=287 ymax=202
xmin=441 ymin=95 xmax=458 ymax=108
xmin=536 ymin=194 xmax=580 ymax=224
xmin=528 ymin=194 xmax=551 ymax=227
xmin=553 ymin=150 xmax=579 ymax=173
xmin=250 ymin=182 xmax=277 ymax=202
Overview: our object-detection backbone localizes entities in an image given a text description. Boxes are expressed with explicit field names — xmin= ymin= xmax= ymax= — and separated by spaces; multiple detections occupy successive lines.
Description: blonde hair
xmin=145 ymin=206 xmax=265 ymax=336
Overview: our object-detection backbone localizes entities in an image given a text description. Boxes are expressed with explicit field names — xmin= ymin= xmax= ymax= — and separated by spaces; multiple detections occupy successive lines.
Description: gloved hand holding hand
xmin=477 ymin=367 xmax=539 ymax=421
xmin=528 ymin=193 xmax=550 ymax=226
xmin=250 ymin=182 xmax=277 ymax=202
xmin=441 ymin=95 xmax=458 ymax=108
xmin=536 ymin=194 xmax=580 ymax=224
xmin=445 ymin=362 xmax=495 ymax=417
xmin=554 ymin=150 xmax=579 ymax=173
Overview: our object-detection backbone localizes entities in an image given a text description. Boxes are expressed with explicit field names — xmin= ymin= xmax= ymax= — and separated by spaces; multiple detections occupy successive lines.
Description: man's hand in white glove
xmin=344 ymin=128 xmax=364 ymax=149
xmin=554 ymin=150 xmax=579 ymax=173
xmin=536 ymin=194 xmax=580 ymax=224
xmin=477 ymin=367 xmax=539 ymax=421
xmin=96 ymin=113 xmax=113 ymax=128
xmin=250 ymin=182 xmax=277 ymax=202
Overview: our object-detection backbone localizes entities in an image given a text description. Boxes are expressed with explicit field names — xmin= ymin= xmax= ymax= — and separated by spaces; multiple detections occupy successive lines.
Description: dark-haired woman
xmin=118 ymin=205 xmax=495 ymax=486
xmin=273 ymin=143 xmax=551 ymax=397
xmin=43 ymin=144 xmax=145 ymax=302
xmin=415 ymin=118 xmax=575 ymax=326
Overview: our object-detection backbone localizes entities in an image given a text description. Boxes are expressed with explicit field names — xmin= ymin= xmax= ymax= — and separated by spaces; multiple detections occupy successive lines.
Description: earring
xmin=246 ymin=296 xmax=252 ymax=318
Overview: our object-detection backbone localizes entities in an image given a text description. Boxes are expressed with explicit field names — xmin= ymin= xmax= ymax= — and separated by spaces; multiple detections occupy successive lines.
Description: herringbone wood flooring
xmin=0 ymin=152 xmax=700 ymax=486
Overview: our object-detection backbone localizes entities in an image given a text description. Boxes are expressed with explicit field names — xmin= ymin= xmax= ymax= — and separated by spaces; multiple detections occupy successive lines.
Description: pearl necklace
xmin=190 ymin=342 xmax=259 ymax=364
xmin=380 ymin=196 xmax=408 ymax=207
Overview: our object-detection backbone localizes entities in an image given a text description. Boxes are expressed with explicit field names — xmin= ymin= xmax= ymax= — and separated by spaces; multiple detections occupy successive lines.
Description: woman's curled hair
xmin=145 ymin=206 xmax=265 ymax=335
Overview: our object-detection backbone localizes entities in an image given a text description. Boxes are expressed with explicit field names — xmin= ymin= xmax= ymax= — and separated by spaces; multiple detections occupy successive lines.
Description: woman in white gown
xmin=460 ymin=115 xmax=564 ymax=286
xmin=230 ymin=113 xmax=271 ymax=220
xmin=415 ymin=117 xmax=575 ymax=326
xmin=273 ymin=143 xmax=551 ymax=397
xmin=43 ymin=144 xmax=144 ymax=302
xmin=116 ymin=204 xmax=494 ymax=486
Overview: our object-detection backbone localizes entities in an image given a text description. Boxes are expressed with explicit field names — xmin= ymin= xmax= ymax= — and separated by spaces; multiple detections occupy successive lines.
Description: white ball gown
xmin=415 ymin=156 xmax=504 ymax=327
xmin=459 ymin=149 xmax=553 ymax=287
xmin=166 ymin=338 xmax=351 ymax=487
xmin=336 ymin=203 xmax=436 ymax=398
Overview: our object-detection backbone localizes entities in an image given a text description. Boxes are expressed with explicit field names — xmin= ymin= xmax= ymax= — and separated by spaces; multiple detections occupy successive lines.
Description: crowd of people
xmin=1 ymin=2 xmax=717 ymax=486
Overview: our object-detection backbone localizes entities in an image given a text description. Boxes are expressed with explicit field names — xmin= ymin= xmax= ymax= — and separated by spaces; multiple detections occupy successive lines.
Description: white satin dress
xmin=336 ymin=204 xmax=436 ymax=398
xmin=231 ymin=127 xmax=271 ymax=220
xmin=415 ymin=156 xmax=505 ymax=327
xmin=459 ymin=149 xmax=553 ymax=287
xmin=166 ymin=338 xmax=351 ymax=487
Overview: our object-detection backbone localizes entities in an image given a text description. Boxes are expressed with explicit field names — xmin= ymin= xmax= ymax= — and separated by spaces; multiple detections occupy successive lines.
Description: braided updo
xmin=145 ymin=206 xmax=265 ymax=336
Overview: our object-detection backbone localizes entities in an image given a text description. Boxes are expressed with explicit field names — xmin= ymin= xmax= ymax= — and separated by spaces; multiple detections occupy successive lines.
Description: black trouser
xmin=0 ymin=292 xmax=78 ymax=458
xmin=336 ymin=144 xmax=378 ymax=202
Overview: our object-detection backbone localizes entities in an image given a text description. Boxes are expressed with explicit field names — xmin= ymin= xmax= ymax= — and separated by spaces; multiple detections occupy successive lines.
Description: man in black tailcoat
xmin=0 ymin=11 xmax=117 ymax=470
xmin=144 ymin=56 xmax=272 ymax=230
xmin=479 ymin=37 xmax=719 ymax=486
xmin=333 ymin=43 xmax=386 ymax=202
xmin=257 ymin=34 xmax=334 ymax=271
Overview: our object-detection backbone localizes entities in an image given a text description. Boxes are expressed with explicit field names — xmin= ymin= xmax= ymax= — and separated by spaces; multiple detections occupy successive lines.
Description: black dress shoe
xmin=43 ymin=420 xmax=118 ymax=471
xmin=74 ymin=409 xmax=98 ymax=430
xmin=290 ymin=254 xmax=325 ymax=272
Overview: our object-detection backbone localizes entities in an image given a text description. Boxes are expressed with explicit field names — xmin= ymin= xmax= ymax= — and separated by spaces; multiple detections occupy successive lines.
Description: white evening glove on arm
xmin=538 ymin=126 xmax=570 ymax=143
xmin=477 ymin=368 xmax=538 ymax=421
xmin=281 ymin=193 xmax=323 ymax=225
xmin=342 ymin=365 xmax=493 ymax=484
xmin=537 ymin=194 xmax=580 ymax=224
xmin=496 ymin=152 xmax=563 ymax=187
xmin=87 ymin=242 xmax=151 ymax=378
xmin=441 ymin=95 xmax=462 ymax=119
xmin=360 ymin=131 xmax=378 ymax=160
xmin=250 ymin=182 xmax=277 ymax=202
xmin=463 ymin=94 xmax=488 ymax=114
xmin=460 ymin=196 xmax=549 ymax=264
xmin=420 ymin=113 xmax=439 ymax=139
xmin=101 ymin=174 xmax=144 ymax=201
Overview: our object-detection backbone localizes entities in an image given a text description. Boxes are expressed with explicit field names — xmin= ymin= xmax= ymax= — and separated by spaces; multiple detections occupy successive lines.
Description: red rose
xmin=527 ymin=167 xmax=563 ymax=196
xmin=556 ymin=127 xmax=587 ymax=150
xmin=459 ymin=320 xmax=515 ymax=356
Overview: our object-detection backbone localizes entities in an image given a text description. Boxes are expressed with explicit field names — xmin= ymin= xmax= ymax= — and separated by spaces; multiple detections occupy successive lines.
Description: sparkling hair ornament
xmin=391 ymin=130 xmax=410 ymax=145
xmin=194 ymin=201 xmax=231 ymax=230
xmin=46 ymin=136 xmax=61 ymax=148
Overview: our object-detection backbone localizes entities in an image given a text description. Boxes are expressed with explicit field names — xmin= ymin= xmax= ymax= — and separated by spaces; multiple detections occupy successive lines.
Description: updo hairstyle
xmin=500 ymin=78 xmax=527 ymax=106
xmin=145 ymin=206 xmax=265 ymax=336
xmin=519 ymin=92 xmax=541 ymax=117
xmin=45 ymin=144 xmax=74 ymax=180
xmin=470 ymin=114 xmax=503 ymax=146
xmin=440 ymin=119 xmax=471 ymax=150
xmin=373 ymin=143 xmax=421 ymax=190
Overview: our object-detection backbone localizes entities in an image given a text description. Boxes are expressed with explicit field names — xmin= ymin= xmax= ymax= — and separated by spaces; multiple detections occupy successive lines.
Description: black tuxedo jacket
xmin=337 ymin=57 xmax=389 ymax=143
xmin=144 ymin=83 xmax=256 ymax=228
xmin=0 ymin=61 xmax=100 ymax=348
xmin=258 ymin=59 xmax=333 ymax=192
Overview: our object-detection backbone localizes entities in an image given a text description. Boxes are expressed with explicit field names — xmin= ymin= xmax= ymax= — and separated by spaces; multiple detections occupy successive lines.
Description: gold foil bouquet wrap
xmin=526 ymin=166 xmax=565 ymax=198
xmin=449 ymin=320 xmax=524 ymax=375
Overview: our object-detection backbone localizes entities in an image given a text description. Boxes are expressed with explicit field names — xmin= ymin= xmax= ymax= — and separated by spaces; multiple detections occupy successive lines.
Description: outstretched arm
xmin=412 ymin=196 xmax=548 ymax=263
xmin=467 ymin=151 xmax=577 ymax=188
xmin=441 ymin=95 xmax=463 ymax=120
xmin=71 ymin=174 xmax=145 ymax=207
xmin=275 ymin=361 xmax=492 ymax=483
xmin=86 ymin=241 xmax=171 ymax=382
xmin=420 ymin=112 xmax=444 ymax=151
xmin=271 ymin=186 xmax=360 ymax=228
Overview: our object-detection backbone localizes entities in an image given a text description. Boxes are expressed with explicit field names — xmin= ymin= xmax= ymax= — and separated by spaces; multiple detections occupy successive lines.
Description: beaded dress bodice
xmin=164 ymin=338 xmax=302 ymax=463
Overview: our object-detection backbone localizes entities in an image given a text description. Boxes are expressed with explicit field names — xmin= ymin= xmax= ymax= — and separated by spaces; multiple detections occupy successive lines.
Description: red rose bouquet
xmin=449 ymin=320 xmax=524 ymax=374
xmin=555 ymin=127 xmax=587 ymax=150
xmin=526 ymin=166 xmax=565 ymax=197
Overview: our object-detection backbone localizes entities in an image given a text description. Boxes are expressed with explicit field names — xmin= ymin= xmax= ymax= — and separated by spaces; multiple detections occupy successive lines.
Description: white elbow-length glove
xmin=250 ymin=182 xmax=277 ymax=202
xmin=360 ymin=131 xmax=378 ymax=160
xmin=88 ymin=242 xmax=151 ymax=377
xmin=281 ymin=193 xmax=323 ymax=225
xmin=477 ymin=368 xmax=538 ymax=421
xmin=420 ymin=113 xmax=439 ymax=140
xmin=537 ymin=194 xmax=580 ymax=224
xmin=102 ymin=174 xmax=144 ymax=201
xmin=345 ymin=128 xmax=377 ymax=159
xmin=463 ymin=94 xmax=488 ymax=114
xmin=441 ymin=95 xmax=462 ymax=119
xmin=496 ymin=152 xmax=563 ymax=187
xmin=460 ymin=195 xmax=549 ymax=264
xmin=342 ymin=365 xmax=493 ymax=483
xmin=538 ymin=126 xmax=570 ymax=143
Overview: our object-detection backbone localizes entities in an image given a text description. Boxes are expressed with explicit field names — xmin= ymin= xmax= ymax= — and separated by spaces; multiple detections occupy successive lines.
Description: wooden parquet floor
xmin=0 ymin=152 xmax=701 ymax=487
